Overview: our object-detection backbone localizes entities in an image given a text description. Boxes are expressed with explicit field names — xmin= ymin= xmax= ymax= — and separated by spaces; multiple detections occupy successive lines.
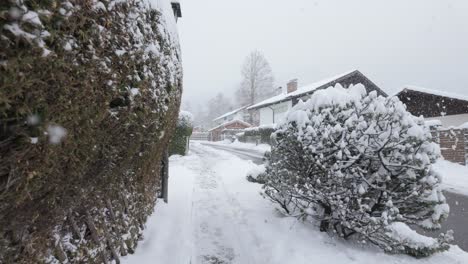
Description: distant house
xmin=209 ymin=120 xmax=251 ymax=141
xmin=247 ymin=70 xmax=387 ymax=126
xmin=393 ymin=86 xmax=468 ymax=166
xmin=171 ymin=1 xmax=182 ymax=22
xmin=394 ymin=86 xmax=468 ymax=127
xmin=212 ymin=106 xmax=250 ymax=126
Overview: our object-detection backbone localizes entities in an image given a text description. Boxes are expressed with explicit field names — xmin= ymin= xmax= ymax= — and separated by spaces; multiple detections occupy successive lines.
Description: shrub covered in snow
xmin=0 ymin=1 xmax=182 ymax=263
xmin=178 ymin=110 xmax=194 ymax=128
xmin=246 ymin=163 xmax=267 ymax=183
xmin=263 ymin=84 xmax=452 ymax=257
xmin=170 ymin=111 xmax=194 ymax=156
xmin=238 ymin=124 xmax=277 ymax=144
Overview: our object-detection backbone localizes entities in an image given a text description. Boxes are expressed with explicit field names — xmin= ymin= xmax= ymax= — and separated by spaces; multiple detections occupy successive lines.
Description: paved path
xmin=205 ymin=143 xmax=468 ymax=251
xmin=125 ymin=144 xmax=261 ymax=264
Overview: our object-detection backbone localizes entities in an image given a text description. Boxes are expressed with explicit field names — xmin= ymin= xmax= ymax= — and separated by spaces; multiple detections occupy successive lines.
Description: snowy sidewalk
xmin=123 ymin=142 xmax=468 ymax=264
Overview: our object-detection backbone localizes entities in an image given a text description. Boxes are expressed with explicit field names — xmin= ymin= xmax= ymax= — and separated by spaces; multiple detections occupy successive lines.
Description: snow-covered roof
xmin=394 ymin=86 xmax=468 ymax=102
xmin=212 ymin=105 xmax=249 ymax=122
xmin=424 ymin=120 xmax=442 ymax=127
xmin=247 ymin=70 xmax=359 ymax=110
xmin=208 ymin=119 xmax=251 ymax=131
xmin=459 ymin=122 xmax=468 ymax=129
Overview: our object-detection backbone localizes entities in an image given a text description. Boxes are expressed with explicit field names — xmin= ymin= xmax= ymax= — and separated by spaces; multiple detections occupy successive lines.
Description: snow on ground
xmin=434 ymin=160 xmax=468 ymax=197
xmin=204 ymin=139 xmax=271 ymax=154
xmin=203 ymin=140 xmax=468 ymax=198
xmin=122 ymin=154 xmax=196 ymax=264
xmin=123 ymin=142 xmax=468 ymax=264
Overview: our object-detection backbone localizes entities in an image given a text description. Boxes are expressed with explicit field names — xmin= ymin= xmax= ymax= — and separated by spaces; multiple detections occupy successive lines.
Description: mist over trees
xmin=183 ymin=50 xmax=276 ymax=129
xmin=206 ymin=93 xmax=233 ymax=121
xmin=235 ymin=50 xmax=276 ymax=107
xmin=183 ymin=93 xmax=233 ymax=129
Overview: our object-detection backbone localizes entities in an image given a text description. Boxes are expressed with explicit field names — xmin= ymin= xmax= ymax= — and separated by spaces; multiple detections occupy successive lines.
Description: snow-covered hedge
xmin=263 ymin=84 xmax=452 ymax=257
xmin=0 ymin=1 xmax=182 ymax=263
xmin=178 ymin=110 xmax=194 ymax=128
xmin=246 ymin=163 xmax=267 ymax=183
xmin=238 ymin=124 xmax=277 ymax=144
xmin=170 ymin=111 xmax=194 ymax=156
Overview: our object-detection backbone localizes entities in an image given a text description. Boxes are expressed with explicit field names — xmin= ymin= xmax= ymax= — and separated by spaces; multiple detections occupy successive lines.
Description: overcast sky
xmin=177 ymin=0 xmax=468 ymax=109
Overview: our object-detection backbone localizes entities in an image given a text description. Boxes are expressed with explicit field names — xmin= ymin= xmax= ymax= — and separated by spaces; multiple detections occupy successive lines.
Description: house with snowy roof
xmin=394 ymin=86 xmax=468 ymax=128
xmin=209 ymin=119 xmax=252 ymax=141
xmin=247 ymin=70 xmax=387 ymax=126
xmin=393 ymin=86 xmax=468 ymax=166
xmin=209 ymin=106 xmax=253 ymax=141
xmin=212 ymin=105 xmax=250 ymax=126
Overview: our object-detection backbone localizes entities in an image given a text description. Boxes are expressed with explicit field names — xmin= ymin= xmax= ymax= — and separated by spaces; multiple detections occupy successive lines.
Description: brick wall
xmin=437 ymin=128 xmax=468 ymax=165
xmin=465 ymin=130 xmax=468 ymax=164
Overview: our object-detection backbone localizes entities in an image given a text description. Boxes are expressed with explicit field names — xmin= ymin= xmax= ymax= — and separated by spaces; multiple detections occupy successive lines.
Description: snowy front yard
xmin=123 ymin=142 xmax=468 ymax=264
xmin=204 ymin=140 xmax=468 ymax=198
xmin=434 ymin=160 xmax=468 ymax=197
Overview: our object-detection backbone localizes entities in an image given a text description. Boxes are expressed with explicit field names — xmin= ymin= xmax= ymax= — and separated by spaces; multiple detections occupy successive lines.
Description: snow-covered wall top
xmin=425 ymin=114 xmax=468 ymax=128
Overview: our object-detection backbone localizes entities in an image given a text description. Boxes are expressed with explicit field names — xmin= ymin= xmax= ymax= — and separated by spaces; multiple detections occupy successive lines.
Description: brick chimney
xmin=287 ymin=79 xmax=298 ymax=93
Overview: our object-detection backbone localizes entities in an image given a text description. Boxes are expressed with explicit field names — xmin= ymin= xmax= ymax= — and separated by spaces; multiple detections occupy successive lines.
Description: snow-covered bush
xmin=246 ymin=164 xmax=267 ymax=183
xmin=263 ymin=84 xmax=452 ymax=257
xmin=239 ymin=124 xmax=277 ymax=144
xmin=178 ymin=111 xmax=194 ymax=128
xmin=170 ymin=111 xmax=194 ymax=156
xmin=0 ymin=1 xmax=182 ymax=263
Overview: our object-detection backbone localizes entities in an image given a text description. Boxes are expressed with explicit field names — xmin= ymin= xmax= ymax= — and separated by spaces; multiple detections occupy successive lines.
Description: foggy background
xmin=178 ymin=0 xmax=468 ymax=113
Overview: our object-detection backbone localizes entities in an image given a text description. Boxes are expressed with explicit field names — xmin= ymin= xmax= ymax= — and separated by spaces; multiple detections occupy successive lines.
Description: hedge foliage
xmin=0 ymin=1 xmax=182 ymax=263
xmin=169 ymin=111 xmax=193 ymax=156
xmin=237 ymin=126 xmax=275 ymax=145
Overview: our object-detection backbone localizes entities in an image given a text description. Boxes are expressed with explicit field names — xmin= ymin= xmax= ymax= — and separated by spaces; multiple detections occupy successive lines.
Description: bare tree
xmin=209 ymin=93 xmax=232 ymax=117
xmin=236 ymin=50 xmax=275 ymax=107
xmin=192 ymin=93 xmax=233 ymax=129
